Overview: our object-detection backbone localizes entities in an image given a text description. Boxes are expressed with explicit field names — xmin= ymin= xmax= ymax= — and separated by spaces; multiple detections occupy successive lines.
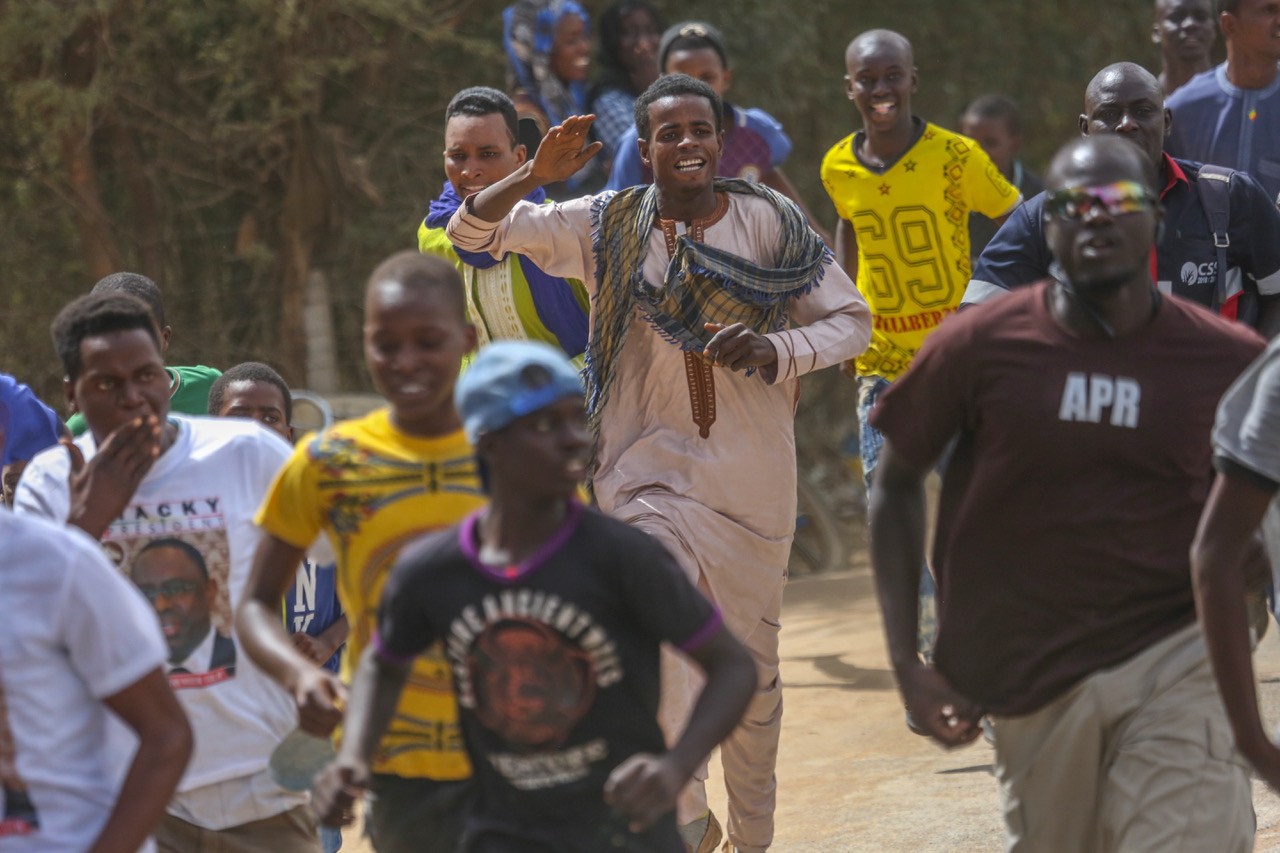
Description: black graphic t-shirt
xmin=376 ymin=502 xmax=720 ymax=852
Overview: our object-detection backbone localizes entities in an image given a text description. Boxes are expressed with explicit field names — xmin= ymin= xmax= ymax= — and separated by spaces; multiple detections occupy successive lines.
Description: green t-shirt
xmin=66 ymin=364 xmax=222 ymax=436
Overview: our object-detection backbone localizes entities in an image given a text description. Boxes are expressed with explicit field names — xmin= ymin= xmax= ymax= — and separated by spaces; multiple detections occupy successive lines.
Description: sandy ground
xmin=341 ymin=553 xmax=1280 ymax=851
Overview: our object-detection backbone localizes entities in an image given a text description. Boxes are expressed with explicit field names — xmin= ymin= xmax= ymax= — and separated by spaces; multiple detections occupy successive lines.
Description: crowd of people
xmin=3 ymin=0 xmax=1280 ymax=852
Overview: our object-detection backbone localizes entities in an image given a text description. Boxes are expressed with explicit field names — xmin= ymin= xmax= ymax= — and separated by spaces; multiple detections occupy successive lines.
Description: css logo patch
xmin=1181 ymin=260 xmax=1217 ymax=286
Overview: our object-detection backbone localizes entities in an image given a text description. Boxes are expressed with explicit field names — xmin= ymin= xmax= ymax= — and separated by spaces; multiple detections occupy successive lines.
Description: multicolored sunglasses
xmin=1044 ymin=181 xmax=1157 ymax=221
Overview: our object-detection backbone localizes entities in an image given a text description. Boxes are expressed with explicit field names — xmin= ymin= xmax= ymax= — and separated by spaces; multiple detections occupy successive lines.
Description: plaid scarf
xmin=584 ymin=178 xmax=831 ymax=475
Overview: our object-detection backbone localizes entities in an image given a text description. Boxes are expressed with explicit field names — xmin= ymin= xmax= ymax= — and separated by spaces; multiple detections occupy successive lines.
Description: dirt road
xmin=344 ymin=553 xmax=1280 ymax=851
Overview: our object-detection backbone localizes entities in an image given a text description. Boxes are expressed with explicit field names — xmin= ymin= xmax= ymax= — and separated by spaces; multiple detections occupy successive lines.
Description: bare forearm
xmin=469 ymin=161 xmax=546 ymax=223
xmin=87 ymin=724 xmax=191 ymax=853
xmin=1194 ymin=537 xmax=1271 ymax=759
xmin=237 ymin=598 xmax=318 ymax=690
xmin=667 ymin=633 xmax=755 ymax=779
xmin=868 ymin=479 xmax=928 ymax=675
xmin=317 ymin=615 xmax=350 ymax=659
xmin=337 ymin=647 xmax=410 ymax=766
xmin=834 ymin=218 xmax=858 ymax=281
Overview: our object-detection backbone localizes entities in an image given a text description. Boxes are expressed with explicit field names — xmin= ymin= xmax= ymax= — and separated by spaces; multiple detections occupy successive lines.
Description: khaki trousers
xmin=990 ymin=623 xmax=1254 ymax=853
xmin=156 ymin=805 xmax=320 ymax=853
xmin=637 ymin=517 xmax=784 ymax=853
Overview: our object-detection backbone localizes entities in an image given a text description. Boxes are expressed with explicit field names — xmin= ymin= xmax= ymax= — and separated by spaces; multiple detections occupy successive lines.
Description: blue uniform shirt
xmin=285 ymin=558 xmax=344 ymax=673
xmin=1167 ymin=63 xmax=1280 ymax=205
xmin=966 ymin=154 xmax=1280 ymax=324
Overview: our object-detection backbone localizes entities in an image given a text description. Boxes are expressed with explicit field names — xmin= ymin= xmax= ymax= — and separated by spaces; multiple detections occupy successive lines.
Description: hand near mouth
xmin=529 ymin=115 xmax=604 ymax=184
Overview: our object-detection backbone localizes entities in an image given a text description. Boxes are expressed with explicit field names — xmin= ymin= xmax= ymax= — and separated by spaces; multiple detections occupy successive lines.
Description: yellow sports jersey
xmin=256 ymin=409 xmax=485 ymax=779
xmin=822 ymin=122 xmax=1021 ymax=380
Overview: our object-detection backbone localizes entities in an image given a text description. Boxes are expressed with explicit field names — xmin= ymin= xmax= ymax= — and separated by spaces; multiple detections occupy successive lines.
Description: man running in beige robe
xmin=447 ymin=74 xmax=871 ymax=853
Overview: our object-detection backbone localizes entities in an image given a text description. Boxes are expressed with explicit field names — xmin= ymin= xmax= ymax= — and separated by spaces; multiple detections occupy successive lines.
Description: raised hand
xmin=529 ymin=115 xmax=604 ymax=184
xmin=65 ymin=416 xmax=163 ymax=539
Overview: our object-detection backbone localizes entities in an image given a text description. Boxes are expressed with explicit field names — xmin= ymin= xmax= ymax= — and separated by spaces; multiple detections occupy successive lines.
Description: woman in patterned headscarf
xmin=503 ymin=0 xmax=604 ymax=197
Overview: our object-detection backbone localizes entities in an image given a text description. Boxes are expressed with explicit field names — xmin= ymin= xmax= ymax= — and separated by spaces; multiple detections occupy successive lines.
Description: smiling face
xmin=638 ymin=93 xmax=724 ymax=194
xmin=214 ymin=379 xmax=292 ymax=443
xmin=1153 ymin=0 xmax=1217 ymax=61
xmin=845 ymin=36 xmax=917 ymax=134
xmin=443 ymin=112 xmax=526 ymax=197
xmin=1045 ymin=144 xmax=1161 ymax=297
xmin=132 ymin=544 xmax=214 ymax=664
xmin=479 ymin=395 xmax=590 ymax=502
xmin=67 ymin=328 xmax=171 ymax=446
xmin=364 ymin=279 xmax=475 ymax=437
xmin=1080 ymin=67 xmax=1172 ymax=167
xmin=550 ymin=13 xmax=591 ymax=83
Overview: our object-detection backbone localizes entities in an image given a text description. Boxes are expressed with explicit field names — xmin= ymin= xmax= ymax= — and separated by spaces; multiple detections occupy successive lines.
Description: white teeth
xmin=399 ymin=384 xmax=425 ymax=394
xmin=675 ymin=159 xmax=705 ymax=172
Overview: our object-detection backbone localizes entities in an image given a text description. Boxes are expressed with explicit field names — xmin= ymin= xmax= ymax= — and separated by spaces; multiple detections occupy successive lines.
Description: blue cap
xmin=454 ymin=342 xmax=584 ymax=444
xmin=0 ymin=374 xmax=63 ymax=467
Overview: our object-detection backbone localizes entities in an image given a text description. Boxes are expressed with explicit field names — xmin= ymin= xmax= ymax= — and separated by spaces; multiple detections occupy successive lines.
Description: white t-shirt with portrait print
xmin=0 ymin=510 xmax=167 ymax=853
xmin=13 ymin=416 xmax=304 ymax=830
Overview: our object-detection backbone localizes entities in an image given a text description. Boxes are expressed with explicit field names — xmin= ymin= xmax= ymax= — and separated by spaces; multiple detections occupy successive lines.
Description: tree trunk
xmin=60 ymin=126 xmax=125 ymax=281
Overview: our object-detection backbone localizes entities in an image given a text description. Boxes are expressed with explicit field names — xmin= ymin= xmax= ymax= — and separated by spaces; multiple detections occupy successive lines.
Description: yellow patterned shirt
xmin=822 ymin=122 xmax=1021 ymax=380
xmin=256 ymin=409 xmax=485 ymax=779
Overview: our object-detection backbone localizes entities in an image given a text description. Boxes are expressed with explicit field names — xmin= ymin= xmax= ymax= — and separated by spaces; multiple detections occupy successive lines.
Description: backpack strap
xmin=1196 ymin=164 xmax=1234 ymax=309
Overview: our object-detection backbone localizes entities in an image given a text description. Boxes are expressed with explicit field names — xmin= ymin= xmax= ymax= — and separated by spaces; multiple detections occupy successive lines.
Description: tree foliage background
xmin=2 ymin=0 xmax=1161 ymax=418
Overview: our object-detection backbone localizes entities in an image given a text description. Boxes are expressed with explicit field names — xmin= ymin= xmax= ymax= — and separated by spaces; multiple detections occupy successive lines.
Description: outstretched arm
xmin=603 ymin=625 xmax=754 ymax=830
xmin=237 ymin=534 xmax=346 ymax=736
xmin=310 ymin=647 xmax=411 ymax=827
xmin=1192 ymin=471 xmax=1280 ymax=785
xmin=469 ymin=115 xmax=603 ymax=223
xmin=870 ymin=440 xmax=982 ymax=747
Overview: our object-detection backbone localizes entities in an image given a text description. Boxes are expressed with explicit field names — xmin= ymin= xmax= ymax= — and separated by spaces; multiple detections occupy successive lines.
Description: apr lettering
xmin=1058 ymin=373 xmax=1140 ymax=428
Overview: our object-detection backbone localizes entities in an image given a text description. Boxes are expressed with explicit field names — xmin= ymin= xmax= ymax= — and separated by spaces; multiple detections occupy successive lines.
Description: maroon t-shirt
xmin=871 ymin=282 xmax=1265 ymax=716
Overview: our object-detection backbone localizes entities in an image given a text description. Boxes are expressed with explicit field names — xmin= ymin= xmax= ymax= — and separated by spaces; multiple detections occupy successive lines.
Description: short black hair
xmin=366 ymin=251 xmax=468 ymax=322
xmin=91 ymin=272 xmax=166 ymax=329
xmin=135 ymin=537 xmax=209 ymax=580
xmin=633 ymin=73 xmax=723 ymax=143
xmin=960 ymin=94 xmax=1023 ymax=137
xmin=657 ymin=21 xmax=729 ymax=72
xmin=1220 ymin=0 xmax=1241 ymax=14
xmin=445 ymin=87 xmax=520 ymax=147
xmin=1046 ymin=135 xmax=1160 ymax=194
xmin=208 ymin=362 xmax=293 ymax=423
xmin=52 ymin=292 xmax=163 ymax=381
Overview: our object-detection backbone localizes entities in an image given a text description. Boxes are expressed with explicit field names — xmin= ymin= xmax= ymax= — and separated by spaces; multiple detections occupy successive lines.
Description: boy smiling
xmin=446 ymin=74 xmax=871 ymax=853
xmin=237 ymin=252 xmax=486 ymax=853
xmin=419 ymin=87 xmax=591 ymax=359
xmin=312 ymin=341 xmax=755 ymax=853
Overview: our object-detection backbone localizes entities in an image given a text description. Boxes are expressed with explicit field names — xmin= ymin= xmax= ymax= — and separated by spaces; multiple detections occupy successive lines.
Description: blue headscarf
xmin=503 ymin=0 xmax=591 ymax=128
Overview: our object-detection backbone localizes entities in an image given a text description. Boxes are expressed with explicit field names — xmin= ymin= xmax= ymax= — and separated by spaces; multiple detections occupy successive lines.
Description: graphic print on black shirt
xmin=378 ymin=503 xmax=719 ymax=844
